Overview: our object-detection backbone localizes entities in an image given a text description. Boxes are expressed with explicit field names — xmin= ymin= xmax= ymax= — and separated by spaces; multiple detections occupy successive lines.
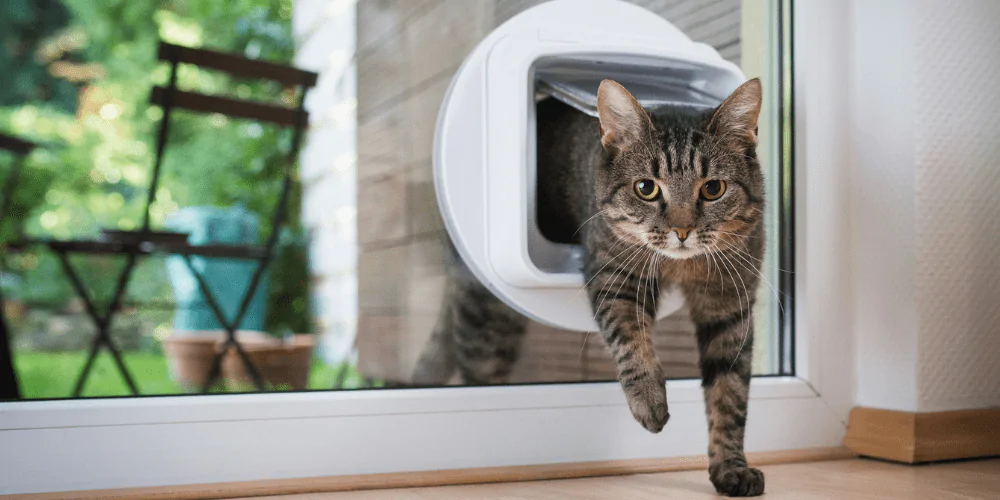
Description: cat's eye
xmin=634 ymin=179 xmax=660 ymax=200
xmin=700 ymin=180 xmax=726 ymax=201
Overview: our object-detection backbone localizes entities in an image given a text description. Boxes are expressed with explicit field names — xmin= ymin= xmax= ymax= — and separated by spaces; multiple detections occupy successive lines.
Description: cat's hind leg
xmin=412 ymin=238 xmax=527 ymax=386
xmin=450 ymin=279 xmax=527 ymax=385
xmin=411 ymin=308 xmax=458 ymax=385
xmin=412 ymin=275 xmax=526 ymax=385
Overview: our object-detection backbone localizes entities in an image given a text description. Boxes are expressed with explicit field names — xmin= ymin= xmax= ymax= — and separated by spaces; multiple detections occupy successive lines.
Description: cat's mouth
xmin=652 ymin=245 xmax=704 ymax=260
xmin=644 ymin=231 xmax=705 ymax=260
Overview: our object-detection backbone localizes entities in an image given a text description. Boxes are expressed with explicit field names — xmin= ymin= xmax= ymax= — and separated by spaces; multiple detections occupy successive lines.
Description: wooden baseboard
xmin=843 ymin=406 xmax=1000 ymax=463
xmin=2 ymin=447 xmax=852 ymax=500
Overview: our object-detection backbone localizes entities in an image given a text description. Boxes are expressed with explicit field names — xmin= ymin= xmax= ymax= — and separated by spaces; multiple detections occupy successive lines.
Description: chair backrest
xmin=142 ymin=42 xmax=318 ymax=249
xmin=151 ymin=43 xmax=317 ymax=127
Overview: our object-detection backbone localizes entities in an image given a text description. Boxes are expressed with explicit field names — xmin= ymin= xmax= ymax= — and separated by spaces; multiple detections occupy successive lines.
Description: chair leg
xmin=104 ymin=335 xmax=139 ymax=395
xmin=200 ymin=339 xmax=265 ymax=393
xmin=230 ymin=339 xmax=264 ymax=390
xmin=200 ymin=344 xmax=226 ymax=393
xmin=181 ymin=255 xmax=265 ymax=392
xmin=71 ymin=338 xmax=101 ymax=398
xmin=55 ymin=251 xmax=141 ymax=397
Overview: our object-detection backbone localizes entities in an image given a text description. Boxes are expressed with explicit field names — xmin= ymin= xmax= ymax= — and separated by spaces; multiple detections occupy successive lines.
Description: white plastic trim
xmin=0 ymin=378 xmax=836 ymax=495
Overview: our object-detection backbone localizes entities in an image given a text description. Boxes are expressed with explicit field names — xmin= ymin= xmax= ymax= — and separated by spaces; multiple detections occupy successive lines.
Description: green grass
xmin=14 ymin=351 xmax=369 ymax=399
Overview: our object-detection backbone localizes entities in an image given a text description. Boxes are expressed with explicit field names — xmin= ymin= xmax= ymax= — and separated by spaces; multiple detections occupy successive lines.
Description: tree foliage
xmin=0 ymin=0 xmax=79 ymax=112
xmin=0 ymin=0 xmax=312 ymax=336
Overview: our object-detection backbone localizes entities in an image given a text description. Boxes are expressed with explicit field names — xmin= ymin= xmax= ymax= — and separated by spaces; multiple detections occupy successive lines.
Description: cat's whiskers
xmin=713 ymin=230 xmax=780 ymax=274
xmin=701 ymin=243 xmax=721 ymax=296
xmin=727 ymin=247 xmax=777 ymax=278
xmin=723 ymin=238 xmax=794 ymax=276
xmin=715 ymin=249 xmax=752 ymax=371
xmin=717 ymin=235 xmax=789 ymax=317
xmin=650 ymin=252 xmax=660 ymax=325
xmin=708 ymin=232 xmax=789 ymax=357
xmin=710 ymin=243 xmax=725 ymax=290
xmin=702 ymin=237 xmax=725 ymax=291
xmin=601 ymin=244 xmax=651 ymax=302
xmin=710 ymin=229 xmax=794 ymax=274
xmin=636 ymin=251 xmax=653 ymax=339
xmin=580 ymin=242 xmax=644 ymax=356
xmin=714 ymin=233 xmax=763 ymax=265
xmin=573 ymin=239 xmax=633 ymax=299
xmin=590 ymin=243 xmax=648 ymax=333
xmin=725 ymin=245 xmax=787 ymax=318
xmin=587 ymin=244 xmax=652 ymax=356
xmin=702 ymin=247 xmax=712 ymax=295
xmin=640 ymin=251 xmax=659 ymax=340
xmin=571 ymin=209 xmax=611 ymax=239
xmin=710 ymin=230 xmax=759 ymax=260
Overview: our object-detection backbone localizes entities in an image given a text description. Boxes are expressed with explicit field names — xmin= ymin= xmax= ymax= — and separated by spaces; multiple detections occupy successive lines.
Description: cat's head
xmin=594 ymin=78 xmax=764 ymax=260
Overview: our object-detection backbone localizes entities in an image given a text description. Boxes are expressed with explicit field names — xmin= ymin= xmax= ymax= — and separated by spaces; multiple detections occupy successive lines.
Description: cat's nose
xmin=671 ymin=227 xmax=693 ymax=242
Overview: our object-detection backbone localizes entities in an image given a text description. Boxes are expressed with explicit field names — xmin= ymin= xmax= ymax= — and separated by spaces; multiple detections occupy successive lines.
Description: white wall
xmin=912 ymin=0 xmax=1000 ymax=412
xmin=847 ymin=0 xmax=1000 ymax=413
xmin=849 ymin=0 xmax=920 ymax=412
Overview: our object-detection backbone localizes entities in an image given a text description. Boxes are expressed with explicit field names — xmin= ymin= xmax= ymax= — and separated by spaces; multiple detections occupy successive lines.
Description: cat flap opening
xmin=434 ymin=0 xmax=745 ymax=331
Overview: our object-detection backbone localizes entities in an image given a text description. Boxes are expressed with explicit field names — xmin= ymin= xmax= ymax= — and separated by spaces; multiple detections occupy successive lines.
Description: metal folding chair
xmin=40 ymin=42 xmax=316 ymax=396
xmin=149 ymin=43 xmax=317 ymax=392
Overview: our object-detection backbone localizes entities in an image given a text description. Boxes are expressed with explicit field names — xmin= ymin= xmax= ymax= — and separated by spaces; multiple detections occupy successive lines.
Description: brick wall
xmin=348 ymin=0 xmax=743 ymax=383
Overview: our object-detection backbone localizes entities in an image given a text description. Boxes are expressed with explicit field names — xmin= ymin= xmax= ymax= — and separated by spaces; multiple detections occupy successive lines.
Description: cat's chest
xmin=657 ymin=257 xmax=710 ymax=286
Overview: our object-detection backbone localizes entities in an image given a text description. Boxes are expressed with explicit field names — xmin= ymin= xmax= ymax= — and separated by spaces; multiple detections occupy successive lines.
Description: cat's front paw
xmin=623 ymin=374 xmax=669 ymax=433
xmin=711 ymin=466 xmax=765 ymax=497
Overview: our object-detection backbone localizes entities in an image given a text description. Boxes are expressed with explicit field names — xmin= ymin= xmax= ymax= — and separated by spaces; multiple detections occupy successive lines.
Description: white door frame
xmin=0 ymin=0 xmax=856 ymax=495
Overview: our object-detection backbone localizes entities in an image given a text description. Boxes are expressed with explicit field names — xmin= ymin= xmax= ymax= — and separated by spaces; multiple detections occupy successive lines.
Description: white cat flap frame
xmin=434 ymin=0 xmax=746 ymax=331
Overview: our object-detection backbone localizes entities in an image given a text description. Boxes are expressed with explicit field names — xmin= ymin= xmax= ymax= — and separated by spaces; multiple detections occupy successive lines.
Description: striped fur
xmin=412 ymin=238 xmax=527 ymax=385
xmin=414 ymin=79 xmax=766 ymax=496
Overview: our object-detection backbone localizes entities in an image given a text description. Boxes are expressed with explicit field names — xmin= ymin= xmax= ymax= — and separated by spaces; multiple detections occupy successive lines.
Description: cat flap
xmin=433 ymin=0 xmax=745 ymax=331
xmin=534 ymin=54 xmax=738 ymax=117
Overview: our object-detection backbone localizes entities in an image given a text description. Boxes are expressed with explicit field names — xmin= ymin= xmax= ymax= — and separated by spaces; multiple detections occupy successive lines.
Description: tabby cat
xmin=414 ymin=78 xmax=766 ymax=497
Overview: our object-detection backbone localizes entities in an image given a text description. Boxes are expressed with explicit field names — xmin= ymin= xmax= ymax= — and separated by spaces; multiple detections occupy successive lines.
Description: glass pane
xmin=0 ymin=0 xmax=788 ymax=400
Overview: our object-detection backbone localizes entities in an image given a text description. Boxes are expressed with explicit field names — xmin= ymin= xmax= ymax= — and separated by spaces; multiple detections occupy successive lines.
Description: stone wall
xmin=350 ymin=0 xmax=743 ymax=383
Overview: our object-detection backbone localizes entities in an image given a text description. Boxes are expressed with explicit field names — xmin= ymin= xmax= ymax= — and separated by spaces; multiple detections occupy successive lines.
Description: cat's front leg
xmin=690 ymin=299 xmax=765 ymax=497
xmin=588 ymin=257 xmax=668 ymax=433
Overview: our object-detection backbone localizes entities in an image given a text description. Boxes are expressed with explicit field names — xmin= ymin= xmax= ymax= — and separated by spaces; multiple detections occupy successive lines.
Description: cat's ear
xmin=597 ymin=79 xmax=652 ymax=152
xmin=707 ymin=78 xmax=762 ymax=148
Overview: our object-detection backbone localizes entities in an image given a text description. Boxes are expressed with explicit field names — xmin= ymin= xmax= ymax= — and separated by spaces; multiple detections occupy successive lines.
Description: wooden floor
xmin=244 ymin=458 xmax=1000 ymax=500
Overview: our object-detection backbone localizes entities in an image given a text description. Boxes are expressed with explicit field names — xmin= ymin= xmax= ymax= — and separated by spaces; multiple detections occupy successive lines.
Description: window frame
xmin=0 ymin=0 xmax=857 ymax=495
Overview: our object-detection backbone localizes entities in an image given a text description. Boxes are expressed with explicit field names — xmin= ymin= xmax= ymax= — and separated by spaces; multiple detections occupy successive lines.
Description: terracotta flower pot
xmin=222 ymin=334 xmax=315 ymax=391
xmin=161 ymin=335 xmax=220 ymax=390
xmin=162 ymin=332 xmax=314 ymax=391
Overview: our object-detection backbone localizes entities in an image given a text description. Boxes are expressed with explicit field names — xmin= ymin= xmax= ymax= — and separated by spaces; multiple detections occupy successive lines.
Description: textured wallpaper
xmin=914 ymin=0 xmax=1000 ymax=411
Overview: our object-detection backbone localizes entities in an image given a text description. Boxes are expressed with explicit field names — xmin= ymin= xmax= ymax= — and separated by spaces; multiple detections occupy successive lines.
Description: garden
xmin=0 ymin=0 xmax=362 ymax=398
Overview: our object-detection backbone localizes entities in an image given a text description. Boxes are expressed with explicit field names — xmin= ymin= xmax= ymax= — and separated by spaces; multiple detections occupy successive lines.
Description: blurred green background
xmin=0 ymin=0 xmax=323 ymax=397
